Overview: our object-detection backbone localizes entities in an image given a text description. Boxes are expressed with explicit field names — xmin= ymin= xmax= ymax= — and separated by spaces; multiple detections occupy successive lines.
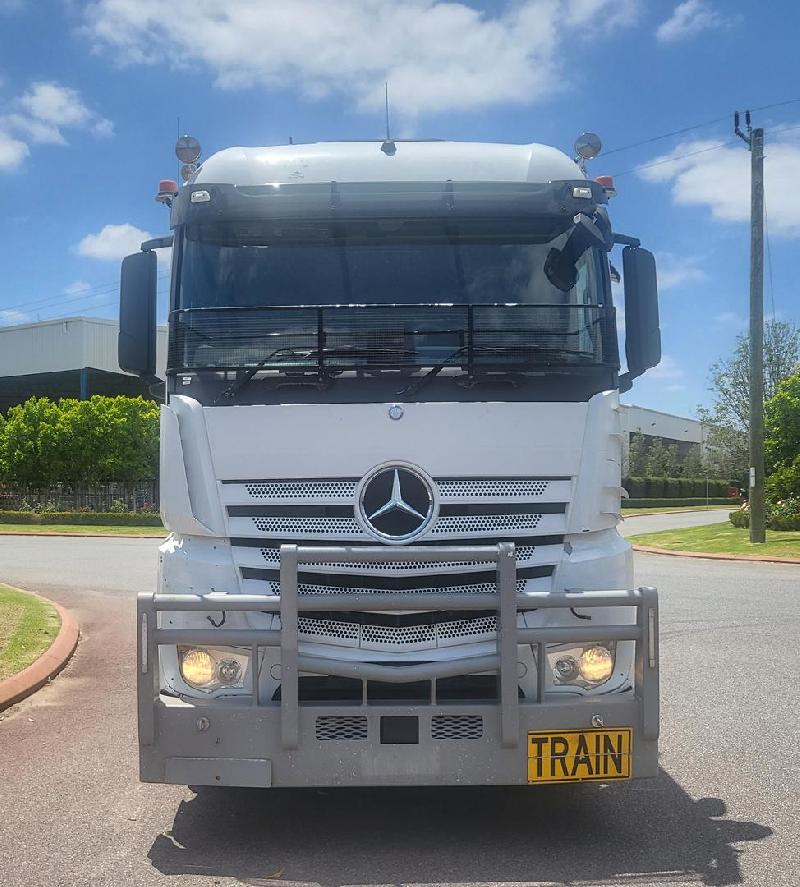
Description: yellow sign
xmin=527 ymin=728 xmax=632 ymax=783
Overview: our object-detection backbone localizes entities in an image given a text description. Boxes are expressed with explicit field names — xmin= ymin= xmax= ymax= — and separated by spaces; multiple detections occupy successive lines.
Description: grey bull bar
xmin=138 ymin=543 xmax=659 ymax=786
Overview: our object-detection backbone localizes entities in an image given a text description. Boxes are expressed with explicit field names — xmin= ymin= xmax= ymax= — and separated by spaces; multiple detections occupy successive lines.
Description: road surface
xmin=0 ymin=517 xmax=797 ymax=887
xmin=619 ymin=507 xmax=731 ymax=536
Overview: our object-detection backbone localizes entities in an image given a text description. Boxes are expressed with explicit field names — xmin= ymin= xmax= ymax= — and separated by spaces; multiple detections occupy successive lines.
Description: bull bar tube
xmin=138 ymin=542 xmax=659 ymax=787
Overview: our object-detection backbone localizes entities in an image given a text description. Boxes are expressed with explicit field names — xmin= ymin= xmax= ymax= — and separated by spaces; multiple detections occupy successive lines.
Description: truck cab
xmin=121 ymin=138 xmax=661 ymax=788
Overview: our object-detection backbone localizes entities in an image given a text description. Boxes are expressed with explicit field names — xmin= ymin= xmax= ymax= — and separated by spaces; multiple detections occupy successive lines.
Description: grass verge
xmin=0 ymin=585 xmax=61 ymax=681
xmin=629 ymin=522 xmax=800 ymax=558
xmin=622 ymin=505 xmax=731 ymax=516
xmin=0 ymin=523 xmax=164 ymax=537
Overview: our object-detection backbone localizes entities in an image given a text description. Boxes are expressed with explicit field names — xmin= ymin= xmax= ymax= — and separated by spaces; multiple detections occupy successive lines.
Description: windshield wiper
xmin=214 ymin=346 xmax=304 ymax=404
xmin=214 ymin=345 xmax=418 ymax=403
xmin=397 ymin=344 xmax=593 ymax=398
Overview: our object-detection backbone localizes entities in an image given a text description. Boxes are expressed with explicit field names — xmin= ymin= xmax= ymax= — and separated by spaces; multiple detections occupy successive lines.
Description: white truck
xmin=120 ymin=135 xmax=661 ymax=789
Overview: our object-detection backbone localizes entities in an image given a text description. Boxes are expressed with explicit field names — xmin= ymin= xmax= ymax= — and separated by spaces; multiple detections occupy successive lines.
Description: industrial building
xmin=0 ymin=316 xmax=167 ymax=412
xmin=0 ymin=318 xmax=704 ymax=466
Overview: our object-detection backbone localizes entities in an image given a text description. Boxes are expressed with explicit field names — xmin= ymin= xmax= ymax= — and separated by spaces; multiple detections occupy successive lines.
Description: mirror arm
xmin=613 ymin=232 xmax=641 ymax=248
xmin=141 ymin=235 xmax=174 ymax=251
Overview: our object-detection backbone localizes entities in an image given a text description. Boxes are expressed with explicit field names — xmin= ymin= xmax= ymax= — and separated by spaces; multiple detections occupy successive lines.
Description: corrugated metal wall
xmin=0 ymin=317 xmax=168 ymax=379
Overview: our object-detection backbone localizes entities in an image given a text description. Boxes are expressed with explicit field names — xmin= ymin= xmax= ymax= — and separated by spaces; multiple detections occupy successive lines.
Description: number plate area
xmin=527 ymin=728 xmax=632 ymax=783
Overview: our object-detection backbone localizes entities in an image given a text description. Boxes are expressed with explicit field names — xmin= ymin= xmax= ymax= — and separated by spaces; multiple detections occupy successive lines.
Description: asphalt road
xmin=619 ymin=508 xmax=732 ymax=537
xmin=0 ymin=516 xmax=797 ymax=887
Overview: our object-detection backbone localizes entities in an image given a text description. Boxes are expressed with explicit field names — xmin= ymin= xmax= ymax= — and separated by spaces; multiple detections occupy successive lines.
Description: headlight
xmin=579 ymin=645 xmax=614 ymax=683
xmin=178 ymin=646 xmax=250 ymax=691
xmin=547 ymin=642 xmax=616 ymax=688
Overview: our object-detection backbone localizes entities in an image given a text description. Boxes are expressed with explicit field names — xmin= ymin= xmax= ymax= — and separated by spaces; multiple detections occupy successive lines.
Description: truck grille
xmin=223 ymin=474 xmax=570 ymax=650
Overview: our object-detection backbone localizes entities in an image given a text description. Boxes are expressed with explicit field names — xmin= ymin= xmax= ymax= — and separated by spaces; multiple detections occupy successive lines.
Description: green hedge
xmin=729 ymin=503 xmax=800 ymax=531
xmin=624 ymin=476 xmax=734 ymax=499
xmin=623 ymin=497 xmax=740 ymax=509
xmin=0 ymin=510 xmax=163 ymax=526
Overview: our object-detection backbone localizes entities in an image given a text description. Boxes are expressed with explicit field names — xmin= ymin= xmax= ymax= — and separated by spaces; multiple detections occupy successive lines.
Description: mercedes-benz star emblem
xmin=355 ymin=462 xmax=438 ymax=544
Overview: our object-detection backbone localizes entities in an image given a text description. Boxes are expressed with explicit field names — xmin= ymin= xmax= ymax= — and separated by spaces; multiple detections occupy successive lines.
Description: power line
xmin=612 ymin=139 xmax=737 ymax=178
xmin=612 ymin=121 xmax=800 ymax=178
xmin=602 ymin=96 xmax=800 ymax=158
xmin=1 ymin=273 xmax=170 ymax=314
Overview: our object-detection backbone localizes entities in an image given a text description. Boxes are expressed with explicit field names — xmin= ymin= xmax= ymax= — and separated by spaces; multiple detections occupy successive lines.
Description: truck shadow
xmin=148 ymin=769 xmax=771 ymax=886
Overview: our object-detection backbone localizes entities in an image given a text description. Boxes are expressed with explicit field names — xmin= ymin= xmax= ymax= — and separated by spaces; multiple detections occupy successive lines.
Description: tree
xmin=0 ymin=397 xmax=69 ymax=486
xmin=644 ymin=437 xmax=678 ymax=477
xmin=0 ymin=395 xmax=159 ymax=486
xmin=682 ymin=444 xmax=704 ymax=477
xmin=764 ymin=371 xmax=800 ymax=499
xmin=698 ymin=319 xmax=800 ymax=479
xmin=626 ymin=432 xmax=647 ymax=476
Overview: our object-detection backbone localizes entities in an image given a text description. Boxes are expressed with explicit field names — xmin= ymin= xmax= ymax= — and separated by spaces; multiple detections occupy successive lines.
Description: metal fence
xmin=0 ymin=481 xmax=159 ymax=512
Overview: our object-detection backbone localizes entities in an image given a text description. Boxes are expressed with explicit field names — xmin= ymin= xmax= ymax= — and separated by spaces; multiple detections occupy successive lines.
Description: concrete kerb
xmin=632 ymin=544 xmax=800 ymax=565
xmin=0 ymin=584 xmax=80 ymax=711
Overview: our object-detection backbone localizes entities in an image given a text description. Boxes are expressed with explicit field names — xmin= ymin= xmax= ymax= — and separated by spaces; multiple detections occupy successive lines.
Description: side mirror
xmin=620 ymin=245 xmax=660 ymax=390
xmin=119 ymin=250 xmax=157 ymax=378
xmin=544 ymin=215 xmax=609 ymax=292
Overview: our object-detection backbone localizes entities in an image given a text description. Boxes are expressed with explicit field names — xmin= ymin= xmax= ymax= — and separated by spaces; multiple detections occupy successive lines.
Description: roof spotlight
xmin=574 ymin=132 xmax=602 ymax=162
xmin=180 ymin=162 xmax=198 ymax=182
xmin=175 ymin=135 xmax=201 ymax=164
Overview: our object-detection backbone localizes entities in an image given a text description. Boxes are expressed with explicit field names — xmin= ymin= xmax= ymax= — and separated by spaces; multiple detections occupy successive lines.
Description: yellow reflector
xmin=180 ymin=648 xmax=216 ymax=687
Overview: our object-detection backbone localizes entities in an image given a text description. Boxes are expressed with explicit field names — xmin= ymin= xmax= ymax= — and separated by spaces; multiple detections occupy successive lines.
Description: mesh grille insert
xmin=252 ymin=516 xmax=362 ymax=534
xmin=266 ymin=579 xmax=527 ymax=597
xmin=316 ymin=716 xmax=368 ymax=741
xmin=431 ymin=714 xmax=483 ymax=740
xmin=431 ymin=514 xmax=542 ymax=535
xmin=258 ymin=544 xmax=542 ymax=570
xmin=245 ymin=480 xmax=357 ymax=500
xmin=438 ymin=480 xmax=549 ymax=498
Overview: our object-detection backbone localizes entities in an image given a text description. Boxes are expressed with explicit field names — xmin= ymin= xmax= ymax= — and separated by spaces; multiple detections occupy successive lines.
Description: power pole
xmin=735 ymin=112 xmax=766 ymax=543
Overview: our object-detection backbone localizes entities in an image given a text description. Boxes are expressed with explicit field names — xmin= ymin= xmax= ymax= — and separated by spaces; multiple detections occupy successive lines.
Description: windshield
xmin=169 ymin=219 xmax=616 ymax=378
xmin=177 ymin=220 xmax=602 ymax=309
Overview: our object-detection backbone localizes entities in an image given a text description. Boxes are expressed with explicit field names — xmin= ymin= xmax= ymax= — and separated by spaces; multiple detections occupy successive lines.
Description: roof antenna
xmin=381 ymin=82 xmax=396 ymax=156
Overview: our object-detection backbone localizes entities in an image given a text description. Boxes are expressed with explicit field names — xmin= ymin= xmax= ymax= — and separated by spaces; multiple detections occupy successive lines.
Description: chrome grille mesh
xmin=297 ymin=613 xmax=499 ymax=648
xmin=238 ymin=478 xmax=553 ymax=501
xmin=246 ymin=480 xmax=356 ymax=500
xmin=438 ymin=479 xmax=548 ymax=498
xmin=252 ymin=516 xmax=362 ymax=535
xmin=430 ymin=514 xmax=542 ymax=534
xmin=228 ymin=473 xmax=566 ymax=634
xmin=258 ymin=544 xmax=539 ymax=570
xmin=265 ymin=579 xmax=527 ymax=597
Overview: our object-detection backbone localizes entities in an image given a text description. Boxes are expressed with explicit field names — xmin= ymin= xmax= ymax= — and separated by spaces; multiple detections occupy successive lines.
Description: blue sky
xmin=1 ymin=0 xmax=799 ymax=418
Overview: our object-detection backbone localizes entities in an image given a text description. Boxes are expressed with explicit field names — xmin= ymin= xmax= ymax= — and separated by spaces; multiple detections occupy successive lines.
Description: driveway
xmin=0 ymin=528 xmax=797 ymax=887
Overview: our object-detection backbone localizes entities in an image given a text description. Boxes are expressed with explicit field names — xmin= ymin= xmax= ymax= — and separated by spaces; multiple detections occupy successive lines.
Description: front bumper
xmin=138 ymin=543 xmax=659 ymax=788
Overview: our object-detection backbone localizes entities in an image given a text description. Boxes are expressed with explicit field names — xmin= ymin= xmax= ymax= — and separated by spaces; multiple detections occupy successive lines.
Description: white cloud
xmin=637 ymin=129 xmax=800 ymax=237
xmin=714 ymin=311 xmax=746 ymax=328
xmin=657 ymin=253 xmax=708 ymax=290
xmin=0 ymin=80 xmax=113 ymax=172
xmin=19 ymin=82 xmax=93 ymax=127
xmin=647 ymin=354 xmax=683 ymax=380
xmin=0 ymin=130 xmax=29 ymax=169
xmin=77 ymin=224 xmax=153 ymax=260
xmin=656 ymin=1 xmax=726 ymax=43
xmin=63 ymin=280 xmax=92 ymax=296
xmin=81 ymin=0 xmax=639 ymax=119
xmin=0 ymin=308 xmax=30 ymax=325
xmin=76 ymin=223 xmax=172 ymax=267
